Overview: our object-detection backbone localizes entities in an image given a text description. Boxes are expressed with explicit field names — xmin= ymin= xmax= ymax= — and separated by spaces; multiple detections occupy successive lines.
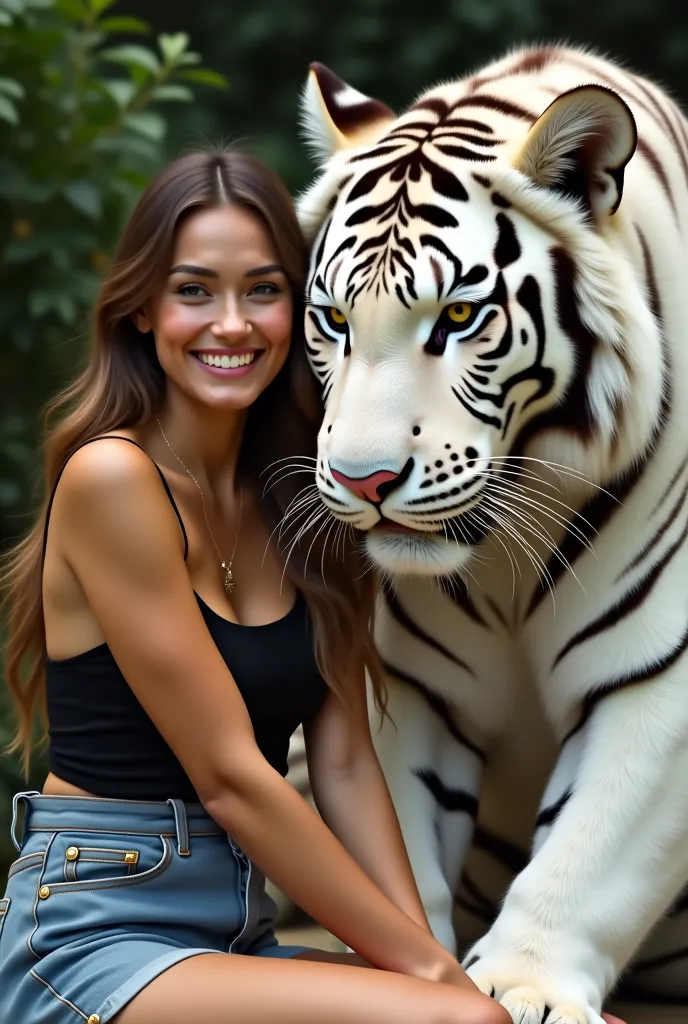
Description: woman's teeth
xmin=195 ymin=352 xmax=256 ymax=368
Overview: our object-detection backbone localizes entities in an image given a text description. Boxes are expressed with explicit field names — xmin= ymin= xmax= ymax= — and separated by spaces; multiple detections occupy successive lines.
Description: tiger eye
xmin=330 ymin=307 xmax=347 ymax=325
xmin=447 ymin=302 xmax=472 ymax=323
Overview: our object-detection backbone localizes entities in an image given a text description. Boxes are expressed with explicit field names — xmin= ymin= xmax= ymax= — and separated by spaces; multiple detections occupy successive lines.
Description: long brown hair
xmin=2 ymin=149 xmax=383 ymax=769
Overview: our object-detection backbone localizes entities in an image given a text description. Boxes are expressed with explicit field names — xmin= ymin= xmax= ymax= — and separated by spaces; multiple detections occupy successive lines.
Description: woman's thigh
xmin=113 ymin=952 xmax=508 ymax=1024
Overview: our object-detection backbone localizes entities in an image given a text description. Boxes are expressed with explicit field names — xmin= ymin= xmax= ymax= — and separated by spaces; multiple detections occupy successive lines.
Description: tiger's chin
xmin=365 ymin=525 xmax=473 ymax=577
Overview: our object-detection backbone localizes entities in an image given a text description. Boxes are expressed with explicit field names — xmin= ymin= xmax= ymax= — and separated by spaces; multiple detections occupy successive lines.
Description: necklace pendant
xmin=221 ymin=562 xmax=235 ymax=594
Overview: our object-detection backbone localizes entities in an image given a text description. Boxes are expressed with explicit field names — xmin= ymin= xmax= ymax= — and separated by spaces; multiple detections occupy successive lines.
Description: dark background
xmin=2 ymin=0 xmax=687 ymax=874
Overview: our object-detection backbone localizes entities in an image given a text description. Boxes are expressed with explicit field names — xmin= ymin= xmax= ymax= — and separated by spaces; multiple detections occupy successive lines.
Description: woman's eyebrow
xmin=169 ymin=264 xmax=219 ymax=277
xmin=245 ymin=264 xmax=285 ymax=277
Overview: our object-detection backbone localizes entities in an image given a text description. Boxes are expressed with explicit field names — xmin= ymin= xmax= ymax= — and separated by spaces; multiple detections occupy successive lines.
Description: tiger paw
xmin=465 ymin=958 xmax=606 ymax=1024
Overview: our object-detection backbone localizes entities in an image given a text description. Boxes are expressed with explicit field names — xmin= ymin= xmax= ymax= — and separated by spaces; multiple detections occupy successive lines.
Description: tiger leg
xmin=370 ymin=671 xmax=485 ymax=953
xmin=463 ymin=677 xmax=688 ymax=1024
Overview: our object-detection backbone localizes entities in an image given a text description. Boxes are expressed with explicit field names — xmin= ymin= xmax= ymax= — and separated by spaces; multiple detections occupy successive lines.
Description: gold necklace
xmin=156 ymin=418 xmax=243 ymax=594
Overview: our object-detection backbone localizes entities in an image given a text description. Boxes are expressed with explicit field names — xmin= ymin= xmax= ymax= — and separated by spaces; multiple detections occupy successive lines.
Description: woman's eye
xmin=251 ymin=282 xmax=280 ymax=296
xmin=178 ymin=283 xmax=208 ymax=298
xmin=447 ymin=302 xmax=473 ymax=323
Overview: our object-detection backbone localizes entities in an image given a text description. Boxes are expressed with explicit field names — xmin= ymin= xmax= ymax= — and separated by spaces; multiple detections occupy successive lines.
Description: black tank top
xmin=43 ymin=436 xmax=328 ymax=801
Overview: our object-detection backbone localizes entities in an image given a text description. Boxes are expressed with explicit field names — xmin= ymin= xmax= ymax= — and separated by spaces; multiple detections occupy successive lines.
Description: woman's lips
xmin=190 ymin=348 xmax=265 ymax=377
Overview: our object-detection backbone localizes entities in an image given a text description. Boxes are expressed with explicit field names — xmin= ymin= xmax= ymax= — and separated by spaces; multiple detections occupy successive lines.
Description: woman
xmin=0 ymin=150 xmax=508 ymax=1024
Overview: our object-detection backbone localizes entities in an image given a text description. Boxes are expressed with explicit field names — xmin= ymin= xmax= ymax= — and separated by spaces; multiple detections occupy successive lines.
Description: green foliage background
xmin=0 ymin=0 xmax=226 ymax=874
xmin=2 ymin=0 xmax=688 ymax=875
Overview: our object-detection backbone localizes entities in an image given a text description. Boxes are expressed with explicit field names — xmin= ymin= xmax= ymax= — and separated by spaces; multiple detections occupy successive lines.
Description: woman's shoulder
xmin=55 ymin=433 xmax=185 ymax=563
xmin=59 ymin=432 xmax=158 ymax=496
xmin=57 ymin=432 xmax=177 ymax=534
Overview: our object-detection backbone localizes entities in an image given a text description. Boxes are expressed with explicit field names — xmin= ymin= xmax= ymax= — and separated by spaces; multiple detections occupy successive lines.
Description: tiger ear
xmin=513 ymin=84 xmax=637 ymax=218
xmin=300 ymin=62 xmax=396 ymax=165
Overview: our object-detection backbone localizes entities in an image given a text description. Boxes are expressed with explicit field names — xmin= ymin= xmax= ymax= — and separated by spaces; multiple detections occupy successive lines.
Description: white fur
xmin=295 ymin=44 xmax=688 ymax=1023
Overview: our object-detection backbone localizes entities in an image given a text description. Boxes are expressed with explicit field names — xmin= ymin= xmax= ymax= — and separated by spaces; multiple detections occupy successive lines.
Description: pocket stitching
xmin=27 ymin=831 xmax=56 ymax=960
xmin=62 ymin=846 xmax=140 ymax=883
xmin=7 ymin=851 xmax=45 ymax=879
xmin=47 ymin=835 xmax=172 ymax=896
xmin=29 ymin=967 xmax=89 ymax=1021
xmin=0 ymin=897 xmax=10 ymax=942
xmin=70 ymin=846 xmax=137 ymax=857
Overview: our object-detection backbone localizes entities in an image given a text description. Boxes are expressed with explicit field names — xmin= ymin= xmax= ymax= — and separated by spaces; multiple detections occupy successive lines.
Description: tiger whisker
xmin=260 ymin=454 xmax=317 ymax=475
xmin=465 ymin=507 xmax=518 ymax=600
xmin=275 ymin=493 xmax=323 ymax=549
xmin=262 ymin=485 xmax=320 ymax=566
xmin=262 ymin=464 xmax=317 ymax=496
xmin=277 ymin=496 xmax=324 ymax=547
xmin=442 ymin=519 xmax=483 ymax=591
xmin=321 ymin=517 xmax=342 ymax=583
xmin=480 ymin=469 xmax=598 ymax=535
xmin=483 ymin=493 xmax=586 ymax=592
xmin=484 ymin=494 xmax=559 ymax=556
xmin=482 ymin=503 xmax=556 ymax=604
xmin=280 ymin=505 xmax=330 ymax=589
xmin=276 ymin=485 xmax=321 ymax=535
xmin=484 ymin=480 xmax=595 ymax=553
xmin=481 ymin=455 xmax=617 ymax=501
xmin=303 ymin=513 xmax=334 ymax=586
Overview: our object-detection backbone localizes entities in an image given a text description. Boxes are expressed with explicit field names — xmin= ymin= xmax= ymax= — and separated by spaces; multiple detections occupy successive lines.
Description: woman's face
xmin=136 ymin=204 xmax=294 ymax=411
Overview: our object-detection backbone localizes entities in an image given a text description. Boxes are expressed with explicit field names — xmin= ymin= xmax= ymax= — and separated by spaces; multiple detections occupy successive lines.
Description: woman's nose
xmin=210 ymin=299 xmax=253 ymax=340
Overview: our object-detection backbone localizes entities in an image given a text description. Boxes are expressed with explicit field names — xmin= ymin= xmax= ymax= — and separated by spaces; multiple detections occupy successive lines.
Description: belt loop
xmin=166 ymin=798 xmax=190 ymax=857
xmin=11 ymin=791 xmax=40 ymax=852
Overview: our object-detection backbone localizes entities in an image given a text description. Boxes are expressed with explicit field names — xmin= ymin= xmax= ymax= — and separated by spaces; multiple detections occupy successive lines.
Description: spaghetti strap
xmin=41 ymin=435 xmax=189 ymax=567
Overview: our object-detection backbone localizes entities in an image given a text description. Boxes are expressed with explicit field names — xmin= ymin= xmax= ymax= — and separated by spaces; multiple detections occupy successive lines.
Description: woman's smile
xmin=189 ymin=347 xmax=265 ymax=377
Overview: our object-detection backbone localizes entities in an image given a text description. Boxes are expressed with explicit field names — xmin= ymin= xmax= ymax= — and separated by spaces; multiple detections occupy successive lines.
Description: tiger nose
xmin=330 ymin=468 xmax=401 ymax=503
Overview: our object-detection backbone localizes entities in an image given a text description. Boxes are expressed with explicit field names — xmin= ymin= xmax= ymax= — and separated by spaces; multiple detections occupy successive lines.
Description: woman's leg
xmin=113 ymin=952 xmax=510 ymax=1024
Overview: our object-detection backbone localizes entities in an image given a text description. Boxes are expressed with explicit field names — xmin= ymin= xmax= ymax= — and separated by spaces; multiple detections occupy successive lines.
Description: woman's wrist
xmin=415 ymin=950 xmax=477 ymax=991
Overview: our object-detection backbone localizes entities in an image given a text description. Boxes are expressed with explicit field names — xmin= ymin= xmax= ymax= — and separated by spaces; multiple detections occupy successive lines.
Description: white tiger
xmin=288 ymin=44 xmax=688 ymax=1024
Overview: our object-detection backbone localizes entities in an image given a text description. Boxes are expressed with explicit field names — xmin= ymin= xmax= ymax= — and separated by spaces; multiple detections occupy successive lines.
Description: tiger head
xmin=297 ymin=62 xmax=663 ymax=577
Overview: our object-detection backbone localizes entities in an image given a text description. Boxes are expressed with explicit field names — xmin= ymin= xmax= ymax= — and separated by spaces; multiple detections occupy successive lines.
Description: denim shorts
xmin=0 ymin=792 xmax=309 ymax=1023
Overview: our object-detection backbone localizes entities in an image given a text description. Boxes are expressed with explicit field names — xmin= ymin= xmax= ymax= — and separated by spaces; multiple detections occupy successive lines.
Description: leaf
xmin=3 ymin=238 xmax=45 ymax=263
xmin=0 ymin=0 xmax=26 ymax=14
xmin=54 ymin=0 xmax=88 ymax=21
xmin=102 ymin=78 xmax=136 ymax=108
xmin=87 ymin=0 xmax=117 ymax=13
xmin=63 ymin=180 xmax=103 ymax=220
xmin=92 ymin=133 xmax=159 ymax=161
xmin=178 ymin=68 xmax=229 ymax=90
xmin=55 ymin=295 xmax=78 ymax=325
xmin=152 ymin=83 xmax=193 ymax=102
xmin=174 ymin=51 xmax=201 ymax=67
xmin=124 ymin=110 xmax=166 ymax=141
xmin=0 ymin=95 xmax=19 ymax=125
xmin=27 ymin=291 xmax=78 ymax=325
xmin=0 ymin=78 xmax=25 ymax=99
xmin=98 ymin=15 xmax=149 ymax=33
xmin=157 ymin=31 xmax=189 ymax=64
xmin=99 ymin=44 xmax=161 ymax=76
xmin=116 ymin=167 xmax=150 ymax=188
xmin=27 ymin=290 xmax=57 ymax=318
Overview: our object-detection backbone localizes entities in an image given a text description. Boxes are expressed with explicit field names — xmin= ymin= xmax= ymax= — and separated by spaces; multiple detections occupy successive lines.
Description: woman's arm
xmin=304 ymin=682 xmax=431 ymax=935
xmin=58 ymin=440 xmax=471 ymax=987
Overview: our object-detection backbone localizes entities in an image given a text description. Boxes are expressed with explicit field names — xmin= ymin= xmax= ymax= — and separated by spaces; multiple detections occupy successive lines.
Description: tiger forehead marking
xmin=299 ymin=47 xmax=662 ymax=577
